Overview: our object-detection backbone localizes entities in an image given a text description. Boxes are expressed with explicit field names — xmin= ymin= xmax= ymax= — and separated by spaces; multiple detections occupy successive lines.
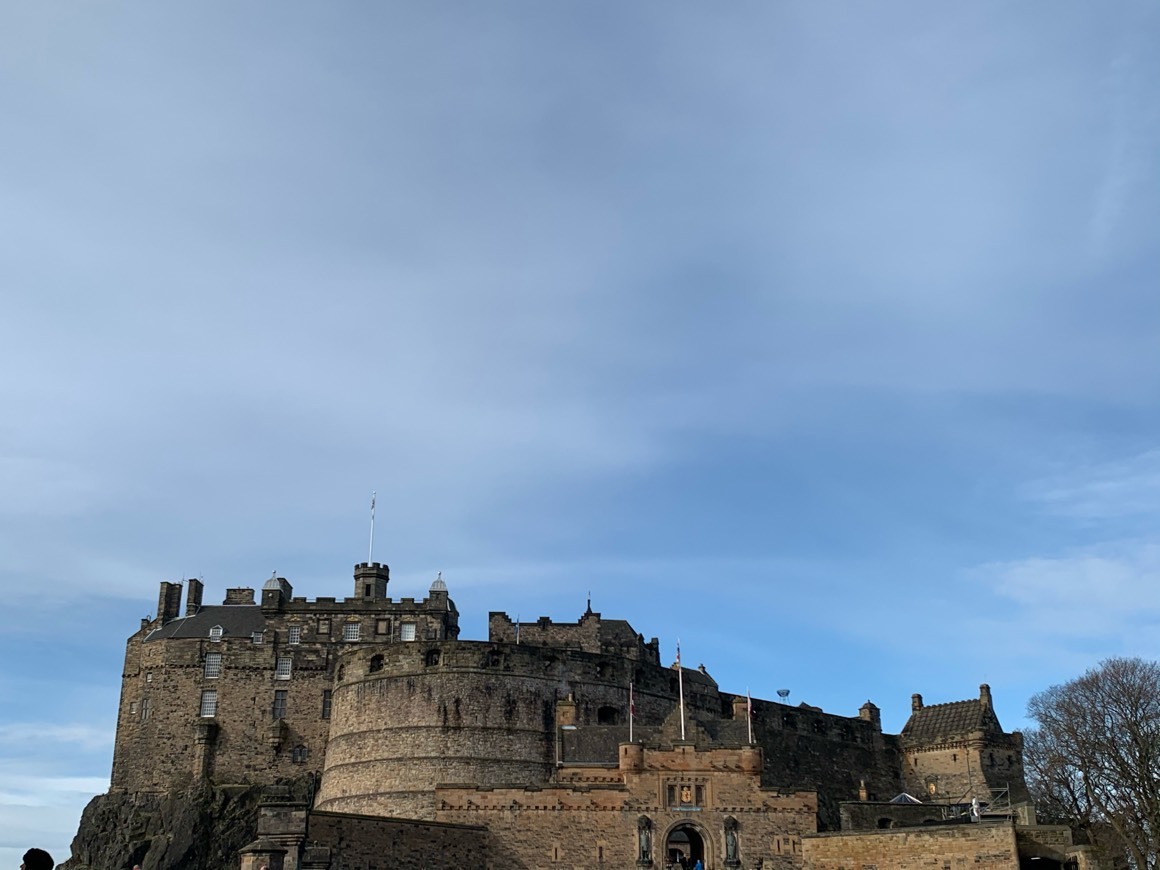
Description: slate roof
xmin=901 ymin=699 xmax=1003 ymax=744
xmin=144 ymin=604 xmax=268 ymax=642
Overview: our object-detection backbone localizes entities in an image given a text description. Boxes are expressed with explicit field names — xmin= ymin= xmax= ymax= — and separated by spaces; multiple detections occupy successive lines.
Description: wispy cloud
xmin=1023 ymin=448 xmax=1160 ymax=522
xmin=0 ymin=722 xmax=113 ymax=754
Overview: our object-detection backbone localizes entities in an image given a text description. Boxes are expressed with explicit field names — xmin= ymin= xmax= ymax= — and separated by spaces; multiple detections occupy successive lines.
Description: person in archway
xmin=693 ymin=859 xmax=703 ymax=870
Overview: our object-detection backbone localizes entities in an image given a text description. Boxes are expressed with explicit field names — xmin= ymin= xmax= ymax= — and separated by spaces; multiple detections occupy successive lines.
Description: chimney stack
xmin=911 ymin=693 xmax=924 ymax=712
xmin=157 ymin=581 xmax=182 ymax=624
xmin=185 ymin=578 xmax=204 ymax=616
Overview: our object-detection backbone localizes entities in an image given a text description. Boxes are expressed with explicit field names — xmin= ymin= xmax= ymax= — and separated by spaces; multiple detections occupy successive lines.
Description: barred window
xmin=288 ymin=625 xmax=302 ymax=645
xmin=400 ymin=623 xmax=416 ymax=642
xmin=199 ymin=690 xmax=217 ymax=718
xmin=275 ymin=656 xmax=292 ymax=680
xmin=204 ymin=652 xmax=222 ymax=679
xmin=342 ymin=622 xmax=361 ymax=642
xmin=321 ymin=689 xmax=332 ymax=720
xmin=291 ymin=745 xmax=309 ymax=764
xmin=273 ymin=690 xmax=287 ymax=720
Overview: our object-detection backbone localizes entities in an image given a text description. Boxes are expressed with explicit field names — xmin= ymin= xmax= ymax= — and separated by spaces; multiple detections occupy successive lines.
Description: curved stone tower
xmin=314 ymin=639 xmax=675 ymax=819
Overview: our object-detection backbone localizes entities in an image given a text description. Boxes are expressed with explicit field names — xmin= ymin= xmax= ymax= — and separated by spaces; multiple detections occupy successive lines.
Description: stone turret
xmin=354 ymin=562 xmax=389 ymax=600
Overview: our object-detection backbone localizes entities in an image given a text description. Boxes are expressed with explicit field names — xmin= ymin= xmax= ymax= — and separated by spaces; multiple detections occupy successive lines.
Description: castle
xmin=96 ymin=563 xmax=1102 ymax=870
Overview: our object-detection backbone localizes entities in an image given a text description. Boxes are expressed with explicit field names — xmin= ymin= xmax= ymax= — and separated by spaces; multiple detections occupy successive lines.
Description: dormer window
xmin=252 ymin=631 xmax=264 ymax=645
xmin=209 ymin=626 xmax=223 ymax=642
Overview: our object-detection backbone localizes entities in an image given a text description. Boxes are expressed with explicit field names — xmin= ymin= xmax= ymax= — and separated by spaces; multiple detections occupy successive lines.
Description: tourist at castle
xmin=692 ymin=859 xmax=703 ymax=870
xmin=20 ymin=849 xmax=53 ymax=870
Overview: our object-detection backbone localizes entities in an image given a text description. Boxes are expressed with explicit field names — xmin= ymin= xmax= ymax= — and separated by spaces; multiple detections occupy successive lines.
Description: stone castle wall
xmin=802 ymin=822 xmax=1020 ymax=869
xmin=901 ymin=735 xmax=1028 ymax=805
xmin=111 ymin=624 xmax=336 ymax=792
xmin=313 ymin=640 xmax=695 ymax=819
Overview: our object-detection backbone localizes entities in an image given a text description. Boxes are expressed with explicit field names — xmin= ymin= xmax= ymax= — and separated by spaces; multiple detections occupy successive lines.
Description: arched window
xmin=369 ymin=654 xmax=384 ymax=673
xmin=425 ymin=649 xmax=441 ymax=667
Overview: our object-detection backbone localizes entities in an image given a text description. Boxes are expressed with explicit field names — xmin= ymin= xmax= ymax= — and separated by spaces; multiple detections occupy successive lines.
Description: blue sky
xmin=2 ymin=1 xmax=1160 ymax=862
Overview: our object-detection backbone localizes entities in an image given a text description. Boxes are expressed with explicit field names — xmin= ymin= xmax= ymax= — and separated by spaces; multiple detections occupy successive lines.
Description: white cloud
xmin=0 ymin=723 xmax=113 ymax=754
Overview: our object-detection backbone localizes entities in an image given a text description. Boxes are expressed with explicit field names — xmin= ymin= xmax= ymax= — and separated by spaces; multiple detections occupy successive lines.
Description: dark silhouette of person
xmin=22 ymin=850 xmax=54 ymax=870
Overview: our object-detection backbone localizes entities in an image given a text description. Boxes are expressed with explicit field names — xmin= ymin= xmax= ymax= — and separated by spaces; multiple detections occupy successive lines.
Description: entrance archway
xmin=665 ymin=823 xmax=706 ymax=870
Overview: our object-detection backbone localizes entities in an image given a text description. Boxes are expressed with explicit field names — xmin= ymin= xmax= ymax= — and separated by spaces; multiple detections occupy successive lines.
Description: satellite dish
xmin=777 ymin=689 xmax=790 ymax=702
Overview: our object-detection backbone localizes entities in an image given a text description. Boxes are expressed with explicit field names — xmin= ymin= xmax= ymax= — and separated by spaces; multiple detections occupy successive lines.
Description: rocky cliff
xmin=62 ymin=777 xmax=315 ymax=870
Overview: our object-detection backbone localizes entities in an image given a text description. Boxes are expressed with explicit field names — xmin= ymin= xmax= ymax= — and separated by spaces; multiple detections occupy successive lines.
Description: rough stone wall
xmin=436 ymin=785 xmax=816 ymax=870
xmin=838 ymin=801 xmax=952 ymax=830
xmin=111 ymin=622 xmax=335 ymax=791
xmin=801 ymin=821 xmax=1020 ymax=869
xmin=745 ymin=699 xmax=902 ymax=829
xmin=305 ymin=812 xmax=488 ymax=870
xmin=901 ymin=735 xmax=1027 ymax=805
xmin=111 ymin=577 xmax=460 ymax=794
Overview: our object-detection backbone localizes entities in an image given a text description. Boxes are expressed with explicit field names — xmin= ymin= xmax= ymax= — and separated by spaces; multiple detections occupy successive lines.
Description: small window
xmin=129 ymin=701 xmax=138 ymax=714
xmin=199 ymin=690 xmax=218 ymax=718
xmin=597 ymin=706 xmax=620 ymax=725
xmin=376 ymin=618 xmax=391 ymax=636
xmin=252 ymin=631 xmax=264 ymax=645
xmin=209 ymin=626 xmax=223 ymax=642
xmin=273 ymin=689 xmax=287 ymax=720
xmin=275 ymin=656 xmax=292 ymax=680
xmin=145 ymin=672 xmax=153 ymax=683
xmin=321 ymin=689 xmax=332 ymax=719
xmin=342 ymin=622 xmax=361 ymax=642
xmin=140 ymin=698 xmax=150 ymax=721
xmin=425 ymin=649 xmax=441 ymax=667
xmin=204 ymin=652 xmax=222 ymax=679
xmin=400 ymin=623 xmax=416 ymax=642
xmin=318 ymin=618 xmax=331 ymax=636
xmin=369 ymin=654 xmax=384 ymax=673
xmin=288 ymin=626 xmax=302 ymax=645
xmin=291 ymin=744 xmax=309 ymax=763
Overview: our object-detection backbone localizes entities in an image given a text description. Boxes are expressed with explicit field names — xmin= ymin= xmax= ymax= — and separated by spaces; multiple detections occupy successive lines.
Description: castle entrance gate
xmin=665 ymin=823 xmax=706 ymax=870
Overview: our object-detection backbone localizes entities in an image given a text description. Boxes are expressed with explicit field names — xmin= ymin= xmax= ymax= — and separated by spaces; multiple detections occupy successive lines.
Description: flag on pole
xmin=368 ymin=491 xmax=377 ymax=563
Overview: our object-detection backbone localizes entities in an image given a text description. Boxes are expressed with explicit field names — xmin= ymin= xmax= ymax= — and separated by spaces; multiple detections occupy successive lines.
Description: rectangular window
xmin=146 ymin=672 xmax=153 ymax=683
xmin=288 ymin=625 xmax=302 ymax=645
xmin=273 ymin=689 xmax=287 ymax=720
xmin=321 ymin=689 xmax=332 ymax=720
xmin=342 ymin=622 xmax=361 ymax=642
xmin=204 ymin=652 xmax=222 ymax=679
xmin=375 ymin=618 xmax=390 ymax=636
xmin=129 ymin=701 xmax=138 ymax=714
xmin=209 ymin=626 xmax=223 ymax=642
xmin=199 ymin=690 xmax=217 ymax=718
xmin=318 ymin=618 xmax=331 ymax=636
xmin=695 ymin=785 xmax=704 ymax=805
xmin=251 ymin=631 xmax=264 ymax=645
xmin=275 ymin=656 xmax=292 ymax=680
xmin=400 ymin=623 xmax=416 ymax=642
xmin=140 ymin=698 xmax=150 ymax=721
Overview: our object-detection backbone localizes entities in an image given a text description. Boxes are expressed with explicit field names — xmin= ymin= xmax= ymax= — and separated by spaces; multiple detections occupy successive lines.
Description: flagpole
xmin=677 ymin=638 xmax=686 ymax=741
xmin=629 ymin=681 xmax=634 ymax=743
xmin=747 ymin=688 xmax=753 ymax=744
xmin=368 ymin=491 xmax=376 ymax=563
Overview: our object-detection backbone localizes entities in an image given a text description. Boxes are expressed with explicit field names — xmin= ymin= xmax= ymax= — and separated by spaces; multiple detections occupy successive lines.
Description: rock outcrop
xmin=62 ymin=777 xmax=315 ymax=870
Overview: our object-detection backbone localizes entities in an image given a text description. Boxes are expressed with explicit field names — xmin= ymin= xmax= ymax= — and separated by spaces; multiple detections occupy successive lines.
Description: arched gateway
xmin=665 ymin=822 xmax=707 ymax=870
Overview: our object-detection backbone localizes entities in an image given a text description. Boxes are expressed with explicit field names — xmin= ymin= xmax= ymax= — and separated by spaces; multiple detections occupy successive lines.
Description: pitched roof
xmin=144 ymin=604 xmax=267 ymax=642
xmin=901 ymin=699 xmax=1003 ymax=744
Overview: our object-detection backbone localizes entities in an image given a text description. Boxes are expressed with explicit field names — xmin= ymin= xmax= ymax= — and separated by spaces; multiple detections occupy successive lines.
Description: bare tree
xmin=1026 ymin=657 xmax=1160 ymax=870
